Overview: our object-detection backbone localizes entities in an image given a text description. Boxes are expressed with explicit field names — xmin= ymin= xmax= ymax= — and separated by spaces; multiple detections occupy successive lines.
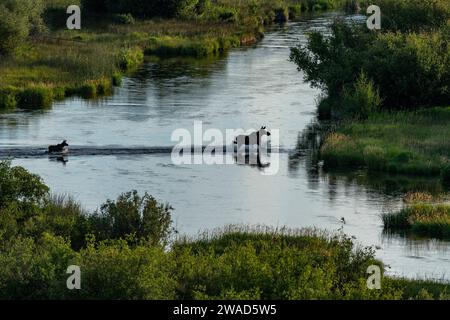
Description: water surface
xmin=1 ymin=13 xmax=449 ymax=280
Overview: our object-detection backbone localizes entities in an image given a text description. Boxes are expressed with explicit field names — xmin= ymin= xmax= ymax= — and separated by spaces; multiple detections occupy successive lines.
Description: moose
xmin=234 ymin=126 xmax=271 ymax=147
xmin=48 ymin=140 xmax=69 ymax=154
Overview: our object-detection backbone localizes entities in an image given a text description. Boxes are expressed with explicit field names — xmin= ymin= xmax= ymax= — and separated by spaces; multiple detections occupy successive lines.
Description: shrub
xmin=290 ymin=20 xmax=450 ymax=111
xmin=288 ymin=5 xmax=302 ymax=19
xmin=118 ymin=47 xmax=144 ymax=71
xmin=75 ymin=82 xmax=97 ymax=98
xmin=112 ymin=72 xmax=123 ymax=86
xmin=216 ymin=7 xmax=238 ymax=23
xmin=342 ymin=72 xmax=382 ymax=119
xmin=81 ymin=0 xmax=107 ymax=13
xmin=172 ymin=227 xmax=399 ymax=299
xmin=73 ymin=240 xmax=177 ymax=299
xmin=16 ymin=87 xmax=54 ymax=109
xmin=0 ymin=0 xmax=45 ymax=55
xmin=88 ymin=190 xmax=174 ymax=246
xmin=0 ymin=234 xmax=77 ymax=299
xmin=113 ymin=13 xmax=135 ymax=25
xmin=369 ymin=0 xmax=450 ymax=32
xmin=0 ymin=161 xmax=49 ymax=211
xmin=83 ymin=0 xmax=202 ymax=19
xmin=0 ymin=88 xmax=17 ymax=110
xmin=52 ymin=87 xmax=66 ymax=100
xmin=95 ymin=78 xmax=112 ymax=95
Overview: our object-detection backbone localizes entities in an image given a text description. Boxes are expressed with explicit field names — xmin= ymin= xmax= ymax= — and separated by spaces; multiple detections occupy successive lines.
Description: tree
xmin=0 ymin=0 xmax=45 ymax=55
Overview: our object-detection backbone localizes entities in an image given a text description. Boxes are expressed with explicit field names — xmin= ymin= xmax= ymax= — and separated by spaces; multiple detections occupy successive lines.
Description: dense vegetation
xmin=290 ymin=0 xmax=450 ymax=178
xmin=291 ymin=0 xmax=449 ymax=117
xmin=320 ymin=107 xmax=450 ymax=178
xmin=0 ymin=0 xmax=347 ymax=110
xmin=0 ymin=161 xmax=449 ymax=299
xmin=383 ymin=192 xmax=450 ymax=239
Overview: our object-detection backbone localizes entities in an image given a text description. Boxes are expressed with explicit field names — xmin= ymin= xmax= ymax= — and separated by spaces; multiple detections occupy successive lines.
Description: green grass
xmin=389 ymin=278 xmax=450 ymax=300
xmin=1 ymin=158 xmax=449 ymax=300
xmin=383 ymin=202 xmax=450 ymax=239
xmin=0 ymin=0 xmax=346 ymax=110
xmin=320 ymin=107 xmax=450 ymax=179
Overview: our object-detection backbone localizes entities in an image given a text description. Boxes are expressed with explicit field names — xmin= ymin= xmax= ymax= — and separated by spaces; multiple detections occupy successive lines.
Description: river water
xmin=1 ymin=13 xmax=449 ymax=280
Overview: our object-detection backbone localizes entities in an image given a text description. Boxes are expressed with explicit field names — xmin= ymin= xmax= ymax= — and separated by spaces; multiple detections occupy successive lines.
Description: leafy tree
xmin=0 ymin=0 xmax=45 ymax=55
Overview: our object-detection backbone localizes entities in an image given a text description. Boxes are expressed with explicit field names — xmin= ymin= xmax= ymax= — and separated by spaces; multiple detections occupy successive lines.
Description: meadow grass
xmin=320 ymin=107 xmax=450 ymax=181
xmin=0 ymin=0 xmax=347 ymax=110
xmin=388 ymin=278 xmax=450 ymax=300
xmin=0 ymin=18 xmax=258 ymax=110
xmin=383 ymin=202 xmax=450 ymax=239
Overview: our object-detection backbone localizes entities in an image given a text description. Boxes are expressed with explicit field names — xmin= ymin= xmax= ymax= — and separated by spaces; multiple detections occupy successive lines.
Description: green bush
xmin=342 ymin=72 xmax=382 ymax=119
xmin=95 ymin=78 xmax=112 ymax=95
xmin=82 ymin=0 xmax=202 ymax=18
xmin=0 ymin=88 xmax=17 ymax=110
xmin=0 ymin=161 xmax=49 ymax=213
xmin=0 ymin=234 xmax=77 ymax=299
xmin=290 ymin=20 xmax=450 ymax=112
xmin=80 ymin=0 xmax=107 ymax=13
xmin=112 ymin=72 xmax=123 ymax=86
xmin=0 ymin=0 xmax=46 ymax=55
xmin=89 ymin=190 xmax=174 ymax=246
xmin=16 ymin=87 xmax=54 ymax=109
xmin=363 ymin=145 xmax=386 ymax=171
xmin=118 ymin=47 xmax=144 ymax=71
xmin=172 ymin=227 xmax=399 ymax=299
xmin=216 ymin=7 xmax=238 ymax=23
xmin=73 ymin=240 xmax=177 ymax=299
xmin=113 ymin=13 xmax=135 ymax=25
xmin=288 ymin=5 xmax=302 ymax=19
xmin=369 ymin=0 xmax=450 ymax=32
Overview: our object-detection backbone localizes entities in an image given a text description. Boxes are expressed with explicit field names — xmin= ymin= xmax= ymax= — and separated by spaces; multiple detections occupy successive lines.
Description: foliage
xmin=290 ymin=19 xmax=450 ymax=114
xmin=342 ymin=72 xmax=382 ymax=119
xmin=89 ymin=190 xmax=174 ymax=246
xmin=319 ymin=107 xmax=450 ymax=176
xmin=0 ymin=162 xmax=448 ymax=299
xmin=383 ymin=203 xmax=450 ymax=239
xmin=0 ymin=0 xmax=46 ymax=55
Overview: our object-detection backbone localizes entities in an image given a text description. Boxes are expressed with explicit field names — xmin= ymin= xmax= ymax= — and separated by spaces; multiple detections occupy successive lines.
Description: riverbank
xmin=383 ymin=192 xmax=450 ymax=239
xmin=0 ymin=0 xmax=348 ymax=111
xmin=320 ymin=107 xmax=450 ymax=180
xmin=0 ymin=160 xmax=449 ymax=299
xmin=289 ymin=0 xmax=449 ymax=180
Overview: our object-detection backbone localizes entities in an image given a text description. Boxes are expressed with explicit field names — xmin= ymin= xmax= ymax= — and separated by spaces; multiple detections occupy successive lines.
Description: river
xmin=1 ymin=12 xmax=449 ymax=280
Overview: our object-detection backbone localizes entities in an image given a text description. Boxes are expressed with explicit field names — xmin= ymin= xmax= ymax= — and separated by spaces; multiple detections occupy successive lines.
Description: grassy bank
xmin=290 ymin=0 xmax=449 ymax=180
xmin=0 ymin=160 xmax=449 ymax=300
xmin=319 ymin=107 xmax=450 ymax=179
xmin=0 ymin=0 xmax=347 ymax=110
xmin=383 ymin=192 xmax=450 ymax=239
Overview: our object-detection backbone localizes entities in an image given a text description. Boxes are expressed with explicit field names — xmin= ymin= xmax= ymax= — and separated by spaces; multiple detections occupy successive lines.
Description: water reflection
xmin=2 ymin=12 xmax=449 ymax=279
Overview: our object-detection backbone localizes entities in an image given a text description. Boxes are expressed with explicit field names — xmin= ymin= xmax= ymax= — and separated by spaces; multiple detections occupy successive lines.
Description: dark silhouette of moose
xmin=48 ymin=140 xmax=69 ymax=154
xmin=234 ymin=126 xmax=271 ymax=147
